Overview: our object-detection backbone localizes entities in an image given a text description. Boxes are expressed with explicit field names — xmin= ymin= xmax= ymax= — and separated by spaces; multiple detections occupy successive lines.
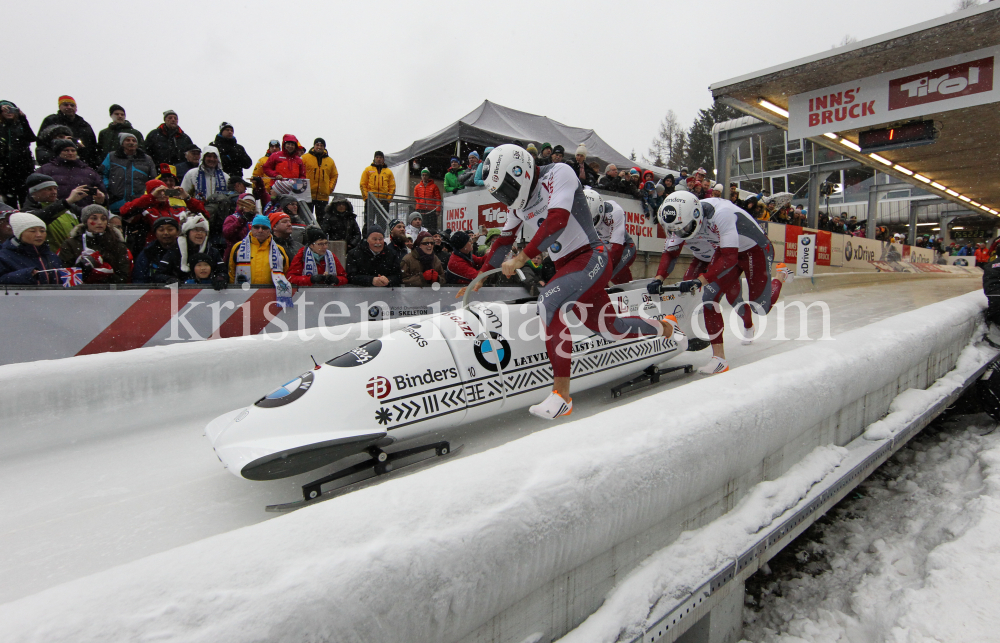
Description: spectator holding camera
xmin=401 ymin=231 xmax=446 ymax=287
xmin=38 ymin=139 xmax=106 ymax=208
xmin=39 ymin=96 xmax=100 ymax=169
xmin=120 ymin=179 xmax=207 ymax=247
xmin=101 ymin=133 xmax=156 ymax=214
xmin=288 ymin=226 xmax=348 ymax=287
xmin=97 ymin=105 xmax=144 ymax=159
xmin=153 ymin=214 xmax=226 ymax=289
xmin=0 ymin=212 xmax=63 ymax=284
xmin=145 ymin=110 xmax=195 ymax=166
xmin=58 ymin=204 xmax=130 ymax=283
xmin=133 ymin=216 xmax=179 ymax=283
xmin=346 ymin=224 xmax=401 ymax=287
xmin=0 ymin=100 xmax=36 ymax=207
xmin=22 ymin=173 xmax=87 ymax=253
xmin=222 ymin=192 xmax=258 ymax=259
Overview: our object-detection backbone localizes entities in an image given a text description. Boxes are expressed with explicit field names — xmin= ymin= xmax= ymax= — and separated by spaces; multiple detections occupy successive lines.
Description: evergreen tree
xmin=683 ymin=102 xmax=741 ymax=177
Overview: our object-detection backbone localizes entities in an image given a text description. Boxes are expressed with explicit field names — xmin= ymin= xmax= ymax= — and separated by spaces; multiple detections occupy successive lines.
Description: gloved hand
xmin=311 ymin=274 xmax=325 ymax=285
xmin=324 ymin=274 xmax=337 ymax=285
xmin=678 ymin=279 xmax=701 ymax=294
xmin=646 ymin=279 xmax=664 ymax=295
xmin=212 ymin=275 xmax=227 ymax=291
xmin=423 ymin=269 xmax=439 ymax=283
xmin=75 ymin=251 xmax=99 ymax=270
xmin=163 ymin=276 xmax=180 ymax=285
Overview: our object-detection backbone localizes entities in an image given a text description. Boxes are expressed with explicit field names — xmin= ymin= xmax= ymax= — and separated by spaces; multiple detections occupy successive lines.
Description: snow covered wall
xmin=0 ymin=292 xmax=986 ymax=643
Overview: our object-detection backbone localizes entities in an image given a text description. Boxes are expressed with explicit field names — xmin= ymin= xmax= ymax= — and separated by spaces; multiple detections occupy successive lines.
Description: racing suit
xmin=596 ymin=198 xmax=636 ymax=285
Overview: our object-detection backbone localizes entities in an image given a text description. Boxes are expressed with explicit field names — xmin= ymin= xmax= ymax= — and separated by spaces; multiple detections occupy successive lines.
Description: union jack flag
xmin=59 ymin=267 xmax=83 ymax=288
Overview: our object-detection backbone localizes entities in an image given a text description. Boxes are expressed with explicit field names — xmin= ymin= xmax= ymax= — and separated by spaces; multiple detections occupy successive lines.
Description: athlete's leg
xmin=609 ymin=239 xmax=636 ymax=285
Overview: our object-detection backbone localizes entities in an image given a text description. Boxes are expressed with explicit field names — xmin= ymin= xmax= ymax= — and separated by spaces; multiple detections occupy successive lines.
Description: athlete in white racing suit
xmin=585 ymin=188 xmax=635 ymax=286
xmin=648 ymin=193 xmax=791 ymax=374
xmin=459 ymin=144 xmax=680 ymax=419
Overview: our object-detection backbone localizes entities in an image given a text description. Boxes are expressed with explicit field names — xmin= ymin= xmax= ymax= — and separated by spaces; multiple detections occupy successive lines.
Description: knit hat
xmin=540 ymin=142 xmax=552 ymax=152
xmin=695 ymin=167 xmax=707 ymax=175
xmin=182 ymin=214 xmax=210 ymax=234
xmin=552 ymin=145 xmax=565 ymax=154
xmin=414 ymin=231 xmax=433 ymax=249
xmin=58 ymin=95 xmax=76 ymax=107
xmin=118 ymin=132 xmax=137 ymax=145
xmin=52 ymin=139 xmax=78 ymax=154
xmin=387 ymin=218 xmax=404 ymax=231
xmin=450 ymin=230 xmax=471 ymax=250
xmin=109 ymin=104 xmax=125 ymax=116
xmin=151 ymin=216 xmax=179 ymax=232
xmin=305 ymin=226 xmax=327 ymax=245
xmin=80 ymin=204 xmax=109 ymax=223
xmin=468 ymin=150 xmax=480 ymax=160
xmin=10 ymin=212 xmax=47 ymax=240
xmin=188 ymin=252 xmax=213 ymax=269
xmin=145 ymin=179 xmax=166 ymax=194
xmin=630 ymin=168 xmax=640 ymax=176
xmin=450 ymin=157 xmax=460 ymax=164
xmin=251 ymin=214 xmax=271 ymax=228
xmin=575 ymin=144 xmax=587 ymax=158
xmin=163 ymin=109 xmax=177 ymax=119
xmin=714 ymin=183 xmax=723 ymax=191
xmin=408 ymin=211 xmax=423 ymax=224
xmin=373 ymin=150 xmax=384 ymax=158
xmin=525 ymin=144 xmax=537 ymax=154
xmin=271 ymin=179 xmax=294 ymax=195
xmin=176 ymin=215 xmax=209 ymax=271
xmin=237 ymin=192 xmax=256 ymax=204
xmin=314 ymin=137 xmax=326 ymax=147
xmin=219 ymin=122 xmax=234 ymax=133
xmin=268 ymin=212 xmax=290 ymax=228
xmin=367 ymin=223 xmax=385 ymax=237
xmin=25 ymin=173 xmax=58 ymax=195
xmin=420 ymin=167 xmax=430 ymax=175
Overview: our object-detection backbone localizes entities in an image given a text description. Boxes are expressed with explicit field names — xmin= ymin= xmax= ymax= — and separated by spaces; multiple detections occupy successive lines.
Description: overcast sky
xmin=5 ymin=0 xmax=962 ymax=186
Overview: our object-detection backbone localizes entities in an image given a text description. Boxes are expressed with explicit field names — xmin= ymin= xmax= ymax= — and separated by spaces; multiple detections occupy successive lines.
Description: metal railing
xmin=325 ymin=192 xmax=443 ymax=232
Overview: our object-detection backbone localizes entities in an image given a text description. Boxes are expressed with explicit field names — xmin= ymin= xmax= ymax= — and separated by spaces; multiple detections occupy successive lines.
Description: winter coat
xmin=181 ymin=146 xmax=230 ymax=200
xmin=132 ymin=239 xmax=177 ymax=283
xmin=346 ymin=242 xmax=402 ymax=287
xmin=302 ymin=150 xmax=338 ymax=202
xmin=359 ymin=164 xmax=395 ymax=201
xmin=0 ymin=237 xmax=63 ymax=284
xmin=153 ymin=237 xmax=226 ymax=283
xmin=443 ymin=168 xmax=463 ymax=194
xmin=38 ymin=156 xmax=104 ymax=206
xmin=120 ymin=192 xmax=208 ymax=244
xmin=34 ymin=123 xmax=72 ymax=167
xmin=445 ymin=250 xmax=484 ymax=284
xmin=273 ymin=234 xmax=303 ymax=262
xmin=222 ymin=211 xmax=254 ymax=260
xmin=38 ymin=112 xmax=99 ymax=168
xmin=97 ymin=121 xmax=145 ymax=158
xmin=144 ymin=124 xmax=194 ymax=166
xmin=565 ymin=159 xmax=598 ymax=187
xmin=400 ymin=248 xmax=446 ymax=287
xmin=321 ymin=200 xmax=362 ymax=253
xmin=252 ymin=155 xmax=272 ymax=191
xmin=227 ymin=235 xmax=289 ymax=285
xmin=414 ymin=180 xmax=442 ymax=212
xmin=0 ymin=113 xmax=36 ymax=197
xmin=287 ymin=246 xmax=348 ymax=287
xmin=404 ymin=224 xmax=428 ymax=241
xmin=22 ymin=195 xmax=81 ymax=254
xmin=58 ymin=223 xmax=131 ymax=284
xmin=262 ymin=135 xmax=305 ymax=180
xmin=101 ymin=148 xmax=156 ymax=213
xmin=212 ymin=134 xmax=252 ymax=177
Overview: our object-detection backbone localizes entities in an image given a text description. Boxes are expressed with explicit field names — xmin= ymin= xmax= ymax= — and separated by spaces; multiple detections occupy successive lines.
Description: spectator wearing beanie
xmin=445 ymin=230 xmax=484 ymax=285
xmin=0 ymin=211 xmax=63 ymax=284
xmin=269 ymin=211 xmax=303 ymax=258
xmin=551 ymin=145 xmax=566 ymax=164
xmin=302 ymin=138 xmax=339 ymax=214
xmin=38 ymin=139 xmax=106 ymax=207
xmin=443 ymin=157 xmax=464 ymax=194
xmin=145 ymin=110 xmax=195 ymax=166
xmin=22 ymin=172 xmax=87 ymax=253
xmin=59 ymin=204 xmax=130 ymax=284
xmin=154 ymin=214 xmax=226 ymax=289
xmin=413 ymin=168 xmax=442 ymax=220
xmin=385 ymin=218 xmax=409 ymax=258
xmin=228 ymin=214 xmax=290 ymax=285
xmin=401 ymin=231 xmax=446 ymax=287
xmin=262 ymin=134 xmax=306 ymax=180
xmin=473 ymin=147 xmax=494 ymax=187
xmin=223 ymin=192 xmax=258 ymax=260
xmin=184 ymin=253 xmax=217 ymax=285
xmin=321 ymin=198 xmax=361 ymax=254
xmin=39 ymin=96 xmax=100 ymax=169
xmin=120 ymin=178 xmax=208 ymax=249
xmin=346 ymin=224 xmax=401 ymax=287
xmin=252 ymin=140 xmax=281 ymax=192
xmin=133 ymin=216 xmax=180 ymax=283
xmin=0 ymin=100 xmax=37 ymax=207
xmin=566 ymin=144 xmax=597 ymax=187
xmin=288 ymin=226 xmax=348 ymax=287
xmin=97 ymin=105 xmax=144 ymax=159
xmin=212 ymin=122 xmax=252 ymax=178
xmin=405 ymin=211 xmax=428 ymax=241
xmin=101 ymin=133 xmax=156 ymax=214
xmin=459 ymin=150 xmax=480 ymax=187
xmin=537 ymin=142 xmax=553 ymax=167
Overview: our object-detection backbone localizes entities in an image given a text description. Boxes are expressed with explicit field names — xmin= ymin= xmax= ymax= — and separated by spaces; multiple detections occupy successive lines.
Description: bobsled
xmin=206 ymin=278 xmax=703 ymax=506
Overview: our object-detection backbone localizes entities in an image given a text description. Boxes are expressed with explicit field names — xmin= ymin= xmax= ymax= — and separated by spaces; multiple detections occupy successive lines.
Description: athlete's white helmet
xmin=583 ymin=187 xmax=604 ymax=225
xmin=481 ymin=144 xmax=535 ymax=210
xmin=657 ymin=191 xmax=703 ymax=240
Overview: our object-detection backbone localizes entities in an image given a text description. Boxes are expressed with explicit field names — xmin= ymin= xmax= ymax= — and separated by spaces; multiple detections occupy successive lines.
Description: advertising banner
xmin=788 ymin=45 xmax=999 ymax=139
xmin=796 ymin=234 xmax=817 ymax=277
xmin=783 ymin=226 xmax=831 ymax=266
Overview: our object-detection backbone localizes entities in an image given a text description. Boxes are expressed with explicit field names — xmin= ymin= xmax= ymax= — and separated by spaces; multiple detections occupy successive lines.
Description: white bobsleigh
xmin=205 ymin=282 xmax=701 ymax=486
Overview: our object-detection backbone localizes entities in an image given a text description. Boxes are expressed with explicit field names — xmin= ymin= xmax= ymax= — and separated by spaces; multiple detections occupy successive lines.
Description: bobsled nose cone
xmin=241 ymin=433 xmax=389 ymax=481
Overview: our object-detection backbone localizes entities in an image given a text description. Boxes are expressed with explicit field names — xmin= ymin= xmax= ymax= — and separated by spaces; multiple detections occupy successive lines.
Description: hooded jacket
xmin=38 ymin=156 xmax=104 ymax=206
xmin=34 ymin=124 xmax=72 ymax=166
xmin=302 ymin=149 xmax=338 ymax=202
xmin=262 ymin=135 xmax=305 ymax=180
xmin=144 ymin=123 xmax=195 ymax=166
xmin=58 ymin=223 xmax=131 ymax=284
xmin=321 ymin=199 xmax=362 ymax=253
xmin=213 ymin=134 xmax=252 ymax=177
xmin=38 ymin=112 xmax=99 ymax=168
xmin=0 ymin=237 xmax=63 ymax=284
xmin=359 ymin=163 xmax=395 ymax=201
xmin=100 ymin=146 xmax=157 ymax=213
xmin=180 ymin=145 xmax=230 ymax=200
xmin=0 ymin=111 xmax=36 ymax=194
xmin=345 ymin=241 xmax=401 ymax=287
xmin=97 ymin=120 xmax=145 ymax=158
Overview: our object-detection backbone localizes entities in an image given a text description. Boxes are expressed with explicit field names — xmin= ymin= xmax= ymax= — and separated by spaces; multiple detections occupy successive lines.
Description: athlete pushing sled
xmin=458 ymin=144 xmax=680 ymax=420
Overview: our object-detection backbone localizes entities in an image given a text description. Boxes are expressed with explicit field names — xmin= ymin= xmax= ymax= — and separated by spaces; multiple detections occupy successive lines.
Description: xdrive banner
xmin=796 ymin=234 xmax=817 ymax=277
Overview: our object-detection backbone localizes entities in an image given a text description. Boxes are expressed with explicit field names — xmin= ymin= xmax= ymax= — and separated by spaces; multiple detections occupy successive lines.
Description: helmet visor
xmin=492 ymin=172 xmax=521 ymax=207
xmin=678 ymin=218 xmax=699 ymax=238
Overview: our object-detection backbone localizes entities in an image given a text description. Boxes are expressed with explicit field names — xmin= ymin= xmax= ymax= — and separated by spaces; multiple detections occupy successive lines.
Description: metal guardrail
xmin=325 ymin=192 xmax=443 ymax=232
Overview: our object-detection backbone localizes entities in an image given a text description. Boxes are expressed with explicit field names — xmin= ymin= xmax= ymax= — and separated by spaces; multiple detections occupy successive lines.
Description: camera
xmin=164 ymin=188 xmax=182 ymax=198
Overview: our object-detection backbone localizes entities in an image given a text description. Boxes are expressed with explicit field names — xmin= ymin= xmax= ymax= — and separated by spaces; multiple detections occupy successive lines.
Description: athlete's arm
xmin=655 ymin=237 xmax=684 ymax=280
xmin=482 ymin=217 xmax=522 ymax=270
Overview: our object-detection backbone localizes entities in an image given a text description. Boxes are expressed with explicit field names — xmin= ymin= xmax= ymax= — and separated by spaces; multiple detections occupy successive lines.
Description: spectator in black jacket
xmin=132 ymin=216 xmax=179 ymax=283
xmin=322 ymin=198 xmax=361 ymax=253
xmin=536 ymin=143 xmax=553 ymax=166
xmin=97 ymin=105 xmax=145 ymax=159
xmin=34 ymin=123 xmax=73 ymax=167
xmin=565 ymin=144 xmax=598 ymax=187
xmin=145 ymin=110 xmax=195 ymax=166
xmin=172 ymin=144 xmax=201 ymax=179
xmin=346 ymin=224 xmax=401 ymax=287
xmin=38 ymin=96 xmax=100 ymax=169
xmin=0 ymin=101 xmax=36 ymax=206
xmin=385 ymin=218 xmax=408 ymax=258
xmin=153 ymin=214 xmax=226 ymax=289
xmin=213 ymin=122 xmax=252 ymax=177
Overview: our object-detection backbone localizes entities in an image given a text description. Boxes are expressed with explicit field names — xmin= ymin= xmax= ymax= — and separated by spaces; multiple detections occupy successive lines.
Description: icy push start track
xmin=0 ymin=279 xmax=981 ymax=609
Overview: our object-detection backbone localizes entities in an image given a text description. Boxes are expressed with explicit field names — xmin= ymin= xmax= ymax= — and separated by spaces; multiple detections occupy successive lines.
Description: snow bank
xmin=0 ymin=292 xmax=986 ymax=643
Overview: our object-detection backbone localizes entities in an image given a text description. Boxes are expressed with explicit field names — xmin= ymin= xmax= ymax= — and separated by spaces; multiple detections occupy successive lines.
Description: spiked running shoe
xmin=529 ymin=390 xmax=573 ymax=420
xmin=698 ymin=356 xmax=730 ymax=375
xmin=776 ymin=263 xmax=794 ymax=284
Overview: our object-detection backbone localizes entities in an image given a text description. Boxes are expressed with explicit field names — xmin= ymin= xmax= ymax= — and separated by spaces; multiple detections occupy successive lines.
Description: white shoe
xmin=663 ymin=314 xmax=685 ymax=341
xmin=776 ymin=263 xmax=794 ymax=284
xmin=529 ymin=390 xmax=573 ymax=420
xmin=698 ymin=356 xmax=730 ymax=375
xmin=741 ymin=325 xmax=754 ymax=345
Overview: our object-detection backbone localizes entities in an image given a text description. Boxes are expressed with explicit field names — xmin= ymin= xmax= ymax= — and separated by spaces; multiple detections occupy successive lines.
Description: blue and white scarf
xmin=195 ymin=166 xmax=227 ymax=199
xmin=302 ymin=249 xmax=335 ymax=276
xmin=234 ymin=236 xmax=294 ymax=309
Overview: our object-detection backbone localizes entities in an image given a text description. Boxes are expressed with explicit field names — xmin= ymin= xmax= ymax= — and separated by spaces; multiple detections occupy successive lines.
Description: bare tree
xmin=643 ymin=110 xmax=685 ymax=168
xmin=952 ymin=0 xmax=981 ymax=12
xmin=831 ymin=34 xmax=858 ymax=49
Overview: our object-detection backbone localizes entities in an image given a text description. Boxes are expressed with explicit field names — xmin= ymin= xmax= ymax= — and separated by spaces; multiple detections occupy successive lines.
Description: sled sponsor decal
xmin=255 ymin=371 xmax=314 ymax=408
xmin=327 ymin=340 xmax=382 ymax=367
xmin=367 ymin=376 xmax=392 ymax=399
xmin=474 ymin=332 xmax=512 ymax=372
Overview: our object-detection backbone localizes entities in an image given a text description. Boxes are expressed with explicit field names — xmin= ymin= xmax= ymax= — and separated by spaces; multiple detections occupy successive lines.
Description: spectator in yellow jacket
xmin=302 ymin=138 xmax=338 ymax=215
xmin=251 ymin=140 xmax=281 ymax=191
xmin=360 ymin=150 xmax=395 ymax=205
xmin=228 ymin=214 xmax=289 ymax=284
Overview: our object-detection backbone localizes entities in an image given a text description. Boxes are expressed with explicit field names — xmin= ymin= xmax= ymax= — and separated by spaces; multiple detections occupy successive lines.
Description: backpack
xmin=204 ymin=193 xmax=235 ymax=238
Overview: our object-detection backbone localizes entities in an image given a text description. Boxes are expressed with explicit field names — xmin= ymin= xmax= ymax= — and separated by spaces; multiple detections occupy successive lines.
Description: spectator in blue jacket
xmin=0 ymin=212 xmax=63 ymax=284
xmin=473 ymin=147 xmax=494 ymax=186
xmin=101 ymin=133 xmax=156 ymax=214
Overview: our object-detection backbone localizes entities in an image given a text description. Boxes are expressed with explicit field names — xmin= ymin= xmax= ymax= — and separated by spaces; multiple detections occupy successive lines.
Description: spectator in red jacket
xmin=222 ymin=192 xmax=257 ymax=260
xmin=414 ymin=167 xmax=442 ymax=219
xmin=288 ymin=226 xmax=347 ymax=286
xmin=445 ymin=230 xmax=484 ymax=284
xmin=262 ymin=134 xmax=305 ymax=180
xmin=120 ymin=179 xmax=207 ymax=246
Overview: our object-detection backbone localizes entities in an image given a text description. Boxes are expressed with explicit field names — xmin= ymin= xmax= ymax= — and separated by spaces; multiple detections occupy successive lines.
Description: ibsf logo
xmin=366 ymin=376 xmax=392 ymax=400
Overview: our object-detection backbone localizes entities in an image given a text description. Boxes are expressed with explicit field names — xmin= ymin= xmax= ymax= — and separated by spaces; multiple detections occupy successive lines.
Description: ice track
xmin=0 ymin=278 xmax=980 ymax=605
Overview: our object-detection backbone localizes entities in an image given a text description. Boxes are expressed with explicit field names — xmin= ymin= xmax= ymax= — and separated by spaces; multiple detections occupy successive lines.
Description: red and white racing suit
xmin=482 ymin=163 xmax=661 ymax=378
xmin=656 ymin=197 xmax=783 ymax=345
xmin=596 ymin=199 xmax=636 ymax=285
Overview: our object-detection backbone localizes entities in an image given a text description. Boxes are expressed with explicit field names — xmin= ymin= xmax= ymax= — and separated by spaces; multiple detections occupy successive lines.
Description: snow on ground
xmin=741 ymin=412 xmax=1000 ymax=643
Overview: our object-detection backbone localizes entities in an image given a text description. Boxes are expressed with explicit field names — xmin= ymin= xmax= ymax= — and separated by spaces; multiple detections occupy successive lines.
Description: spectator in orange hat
xmin=268 ymin=210 xmax=302 ymax=258
xmin=39 ymin=96 xmax=100 ymax=169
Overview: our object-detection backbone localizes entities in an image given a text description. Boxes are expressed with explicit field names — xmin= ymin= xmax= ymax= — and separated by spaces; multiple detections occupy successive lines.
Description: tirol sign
xmin=788 ymin=45 xmax=998 ymax=139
